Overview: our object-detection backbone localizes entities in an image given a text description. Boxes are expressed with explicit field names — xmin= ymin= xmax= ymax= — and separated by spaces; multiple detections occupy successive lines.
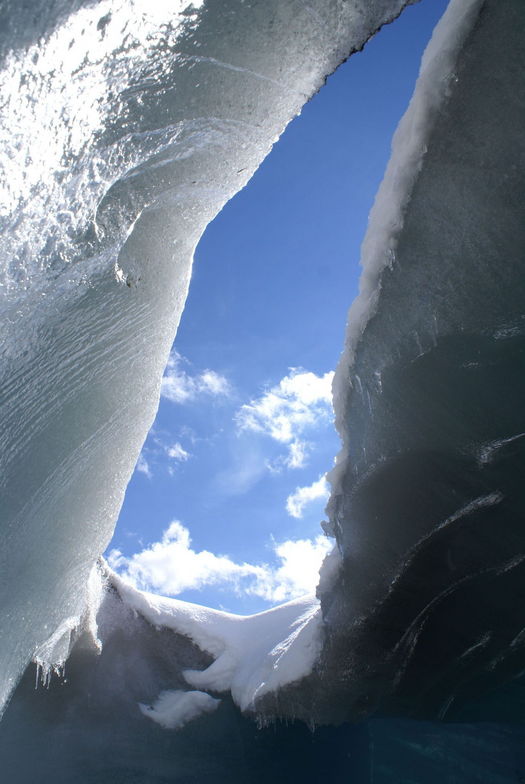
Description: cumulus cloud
xmin=135 ymin=453 xmax=152 ymax=479
xmin=286 ymin=475 xmax=330 ymax=519
xmin=285 ymin=440 xmax=310 ymax=470
xmin=161 ymin=351 xmax=231 ymax=404
xmin=266 ymin=535 xmax=332 ymax=602
xmin=166 ymin=442 xmax=190 ymax=462
xmin=107 ymin=521 xmax=332 ymax=604
xmin=236 ymin=368 xmax=334 ymax=469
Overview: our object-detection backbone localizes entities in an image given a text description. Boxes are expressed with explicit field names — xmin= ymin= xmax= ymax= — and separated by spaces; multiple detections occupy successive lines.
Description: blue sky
xmin=108 ymin=0 xmax=449 ymax=614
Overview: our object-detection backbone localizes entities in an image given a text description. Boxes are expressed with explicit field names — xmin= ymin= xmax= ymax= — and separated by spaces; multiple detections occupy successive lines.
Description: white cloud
xmin=107 ymin=521 xmax=332 ymax=604
xmin=286 ymin=475 xmax=330 ymax=519
xmin=286 ymin=439 xmax=310 ymax=469
xmin=135 ymin=453 xmax=152 ymax=479
xmin=161 ymin=351 xmax=231 ymax=404
xmin=166 ymin=442 xmax=190 ymax=462
xmin=265 ymin=535 xmax=332 ymax=603
xmin=236 ymin=368 xmax=333 ymax=469
xmin=199 ymin=370 xmax=229 ymax=396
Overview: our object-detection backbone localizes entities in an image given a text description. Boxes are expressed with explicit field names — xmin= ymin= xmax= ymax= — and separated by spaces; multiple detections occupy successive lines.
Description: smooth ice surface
xmin=0 ymin=0 xmax=414 ymax=712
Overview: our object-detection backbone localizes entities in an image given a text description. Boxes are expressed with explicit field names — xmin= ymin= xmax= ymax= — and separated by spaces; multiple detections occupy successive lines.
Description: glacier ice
xmin=2 ymin=0 xmax=525 ymax=780
xmin=0 ymin=0 xmax=413 ymax=715
xmin=320 ymin=0 xmax=525 ymax=724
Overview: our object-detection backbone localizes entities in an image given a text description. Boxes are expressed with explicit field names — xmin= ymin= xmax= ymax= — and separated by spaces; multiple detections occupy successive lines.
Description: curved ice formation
xmin=0 ymin=0 xmax=414 ymax=714
xmin=2 ymin=0 xmax=525 ymax=779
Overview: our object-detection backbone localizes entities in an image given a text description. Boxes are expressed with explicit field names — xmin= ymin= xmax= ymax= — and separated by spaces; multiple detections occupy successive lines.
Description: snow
xmin=139 ymin=690 xmax=220 ymax=730
xmin=112 ymin=572 xmax=323 ymax=712
xmin=331 ymin=0 xmax=484 ymax=432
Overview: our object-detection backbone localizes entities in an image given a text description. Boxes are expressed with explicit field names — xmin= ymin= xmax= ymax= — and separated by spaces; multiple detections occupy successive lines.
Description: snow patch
xmin=139 ymin=689 xmax=220 ymax=730
xmin=112 ymin=573 xmax=323 ymax=712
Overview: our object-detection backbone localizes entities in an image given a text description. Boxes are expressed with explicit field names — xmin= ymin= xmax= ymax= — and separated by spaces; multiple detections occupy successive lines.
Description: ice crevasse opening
xmin=0 ymin=0 xmax=418 ymax=716
xmin=2 ymin=0 xmax=522 ymax=746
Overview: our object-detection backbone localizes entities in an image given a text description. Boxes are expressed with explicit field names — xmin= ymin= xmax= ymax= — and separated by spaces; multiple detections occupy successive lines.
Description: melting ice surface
xmin=0 ymin=0 xmax=413 ymax=714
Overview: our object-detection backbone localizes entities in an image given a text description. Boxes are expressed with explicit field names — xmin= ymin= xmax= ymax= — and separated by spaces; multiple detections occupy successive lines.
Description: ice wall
xmin=0 ymin=0 xmax=415 ymax=714
xmin=319 ymin=0 xmax=525 ymax=722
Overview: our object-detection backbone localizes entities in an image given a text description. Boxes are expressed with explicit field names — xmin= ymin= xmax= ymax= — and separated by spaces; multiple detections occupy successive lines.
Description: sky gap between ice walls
xmin=0 ymin=0 xmax=417 ymax=715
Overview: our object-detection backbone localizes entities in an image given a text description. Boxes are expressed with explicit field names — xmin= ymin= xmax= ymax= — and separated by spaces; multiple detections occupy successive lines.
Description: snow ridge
xmin=332 ymin=0 xmax=484 ymax=433
xmin=112 ymin=572 xmax=323 ymax=715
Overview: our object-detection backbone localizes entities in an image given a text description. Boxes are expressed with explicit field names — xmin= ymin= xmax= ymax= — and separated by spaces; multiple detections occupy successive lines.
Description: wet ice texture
xmin=321 ymin=0 xmax=525 ymax=723
xmin=0 ymin=0 xmax=412 ymax=712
